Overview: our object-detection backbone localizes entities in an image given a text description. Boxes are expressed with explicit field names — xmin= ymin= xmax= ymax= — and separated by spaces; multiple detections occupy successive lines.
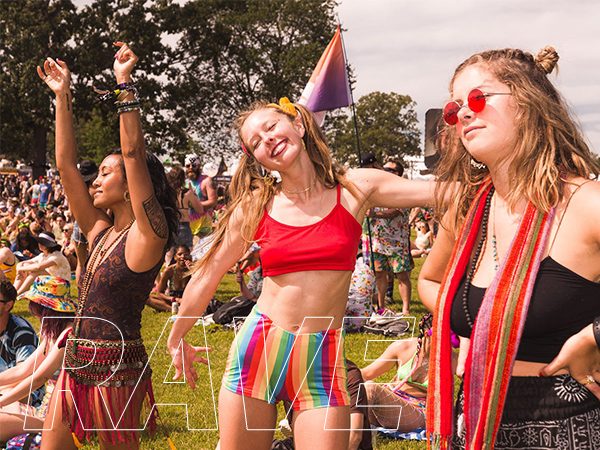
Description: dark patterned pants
xmin=452 ymin=375 xmax=600 ymax=449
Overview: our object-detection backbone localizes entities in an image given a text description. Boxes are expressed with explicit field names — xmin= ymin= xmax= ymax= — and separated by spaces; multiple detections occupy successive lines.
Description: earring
xmin=123 ymin=190 xmax=131 ymax=202
xmin=263 ymin=173 xmax=275 ymax=188
xmin=470 ymin=158 xmax=486 ymax=170
xmin=302 ymin=140 xmax=306 ymax=151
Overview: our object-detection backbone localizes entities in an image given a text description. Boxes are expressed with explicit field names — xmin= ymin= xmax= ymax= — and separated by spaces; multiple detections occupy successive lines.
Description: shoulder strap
xmin=336 ymin=184 xmax=341 ymax=204
xmin=547 ymin=180 xmax=592 ymax=253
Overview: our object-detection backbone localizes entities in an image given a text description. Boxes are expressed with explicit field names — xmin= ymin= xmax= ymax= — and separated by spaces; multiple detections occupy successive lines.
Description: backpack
xmin=212 ymin=296 xmax=255 ymax=325
xmin=363 ymin=318 xmax=410 ymax=337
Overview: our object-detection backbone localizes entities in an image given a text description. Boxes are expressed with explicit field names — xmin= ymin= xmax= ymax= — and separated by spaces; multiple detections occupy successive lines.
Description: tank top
xmin=0 ymin=259 xmax=16 ymax=283
xmin=78 ymin=228 xmax=163 ymax=341
xmin=255 ymin=185 xmax=362 ymax=277
xmin=451 ymin=256 xmax=600 ymax=363
xmin=396 ymin=351 xmax=428 ymax=389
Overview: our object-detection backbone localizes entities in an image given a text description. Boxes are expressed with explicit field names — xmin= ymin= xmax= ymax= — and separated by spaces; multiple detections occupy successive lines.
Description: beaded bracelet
xmin=117 ymin=106 xmax=140 ymax=115
xmin=116 ymin=99 xmax=140 ymax=108
xmin=593 ymin=316 xmax=600 ymax=349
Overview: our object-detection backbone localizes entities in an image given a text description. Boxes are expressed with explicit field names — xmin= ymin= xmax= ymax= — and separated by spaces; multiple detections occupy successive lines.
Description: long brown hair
xmin=434 ymin=46 xmax=599 ymax=234
xmin=192 ymin=100 xmax=359 ymax=275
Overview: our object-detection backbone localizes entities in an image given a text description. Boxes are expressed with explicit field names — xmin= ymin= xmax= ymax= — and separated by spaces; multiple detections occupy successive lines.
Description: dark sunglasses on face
xmin=185 ymin=163 xmax=197 ymax=169
xmin=384 ymin=167 xmax=398 ymax=173
xmin=443 ymin=88 xmax=512 ymax=125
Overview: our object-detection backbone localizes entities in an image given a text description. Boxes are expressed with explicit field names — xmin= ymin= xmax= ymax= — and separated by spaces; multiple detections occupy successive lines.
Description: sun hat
xmin=33 ymin=231 xmax=61 ymax=252
xmin=17 ymin=276 xmax=76 ymax=312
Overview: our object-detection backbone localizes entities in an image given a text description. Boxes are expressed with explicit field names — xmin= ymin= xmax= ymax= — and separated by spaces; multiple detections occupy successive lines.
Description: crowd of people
xmin=0 ymin=40 xmax=598 ymax=450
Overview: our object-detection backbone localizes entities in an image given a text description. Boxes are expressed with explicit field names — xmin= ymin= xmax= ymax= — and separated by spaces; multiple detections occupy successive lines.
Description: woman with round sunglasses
xmin=37 ymin=43 xmax=178 ymax=449
xmin=167 ymin=97 xmax=434 ymax=450
xmin=419 ymin=46 xmax=600 ymax=449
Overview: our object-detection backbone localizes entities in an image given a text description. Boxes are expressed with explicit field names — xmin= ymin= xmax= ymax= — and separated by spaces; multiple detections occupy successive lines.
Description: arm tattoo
xmin=142 ymin=195 xmax=168 ymax=239
xmin=66 ymin=93 xmax=70 ymax=111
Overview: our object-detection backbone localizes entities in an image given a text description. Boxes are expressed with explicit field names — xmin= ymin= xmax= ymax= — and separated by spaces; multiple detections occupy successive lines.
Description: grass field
xmin=10 ymin=257 xmax=430 ymax=450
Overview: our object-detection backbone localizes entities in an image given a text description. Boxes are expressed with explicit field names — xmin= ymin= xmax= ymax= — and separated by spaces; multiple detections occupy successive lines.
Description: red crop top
xmin=255 ymin=185 xmax=362 ymax=277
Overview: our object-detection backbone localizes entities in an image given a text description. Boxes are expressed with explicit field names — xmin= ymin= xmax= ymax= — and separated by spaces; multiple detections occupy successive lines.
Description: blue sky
xmin=337 ymin=0 xmax=600 ymax=155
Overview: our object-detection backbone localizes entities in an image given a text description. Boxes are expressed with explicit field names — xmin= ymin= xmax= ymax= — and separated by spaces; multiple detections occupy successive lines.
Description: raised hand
xmin=169 ymin=337 xmax=211 ymax=390
xmin=113 ymin=42 xmax=138 ymax=82
xmin=37 ymin=57 xmax=70 ymax=95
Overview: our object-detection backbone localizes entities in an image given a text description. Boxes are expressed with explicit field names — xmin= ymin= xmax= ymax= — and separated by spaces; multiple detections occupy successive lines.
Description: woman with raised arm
xmin=37 ymin=43 xmax=178 ymax=449
xmin=167 ymin=97 xmax=434 ymax=450
xmin=419 ymin=47 xmax=600 ymax=449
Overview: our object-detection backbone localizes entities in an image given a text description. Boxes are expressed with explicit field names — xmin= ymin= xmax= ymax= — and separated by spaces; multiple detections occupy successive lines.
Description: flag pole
xmin=338 ymin=21 xmax=376 ymax=280
xmin=338 ymin=21 xmax=363 ymax=167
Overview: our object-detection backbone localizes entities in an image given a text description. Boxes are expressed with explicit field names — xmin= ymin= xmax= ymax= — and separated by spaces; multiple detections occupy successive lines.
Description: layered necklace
xmin=461 ymin=187 xmax=494 ymax=329
xmin=72 ymin=220 xmax=135 ymax=343
xmin=280 ymin=177 xmax=317 ymax=195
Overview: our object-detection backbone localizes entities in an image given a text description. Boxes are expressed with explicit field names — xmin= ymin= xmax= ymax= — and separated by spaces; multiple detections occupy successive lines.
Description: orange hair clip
xmin=268 ymin=97 xmax=297 ymax=117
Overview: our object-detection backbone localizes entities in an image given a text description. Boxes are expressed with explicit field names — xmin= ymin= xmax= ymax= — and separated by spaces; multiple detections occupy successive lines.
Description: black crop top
xmin=451 ymin=256 xmax=600 ymax=363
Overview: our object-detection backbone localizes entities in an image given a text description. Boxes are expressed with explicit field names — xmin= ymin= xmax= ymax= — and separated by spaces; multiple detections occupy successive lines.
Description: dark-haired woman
xmin=167 ymin=97 xmax=434 ymax=449
xmin=38 ymin=42 xmax=178 ymax=449
xmin=0 ymin=276 xmax=75 ymax=442
xmin=14 ymin=231 xmax=70 ymax=295
xmin=420 ymin=46 xmax=600 ymax=449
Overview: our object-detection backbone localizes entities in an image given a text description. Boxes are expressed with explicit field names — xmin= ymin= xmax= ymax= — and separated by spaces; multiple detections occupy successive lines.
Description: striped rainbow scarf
xmin=427 ymin=179 xmax=555 ymax=450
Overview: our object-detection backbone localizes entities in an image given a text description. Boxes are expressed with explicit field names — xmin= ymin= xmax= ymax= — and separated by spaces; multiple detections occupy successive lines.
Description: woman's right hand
xmin=37 ymin=57 xmax=70 ymax=95
xmin=168 ymin=337 xmax=211 ymax=390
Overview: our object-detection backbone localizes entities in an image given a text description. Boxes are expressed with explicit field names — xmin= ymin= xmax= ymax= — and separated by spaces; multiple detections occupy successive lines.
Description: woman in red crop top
xmin=39 ymin=44 xmax=178 ymax=449
xmin=419 ymin=46 xmax=600 ymax=449
xmin=167 ymin=97 xmax=434 ymax=450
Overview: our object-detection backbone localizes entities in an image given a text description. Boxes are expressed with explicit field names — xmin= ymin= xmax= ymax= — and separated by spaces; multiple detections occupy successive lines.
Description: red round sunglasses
xmin=443 ymin=88 xmax=511 ymax=125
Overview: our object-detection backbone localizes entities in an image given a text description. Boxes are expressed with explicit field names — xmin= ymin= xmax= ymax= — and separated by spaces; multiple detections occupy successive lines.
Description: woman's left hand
xmin=540 ymin=324 xmax=600 ymax=399
xmin=113 ymin=42 xmax=138 ymax=81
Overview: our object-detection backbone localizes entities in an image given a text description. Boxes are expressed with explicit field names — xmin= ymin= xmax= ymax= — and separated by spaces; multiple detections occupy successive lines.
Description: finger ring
xmin=582 ymin=374 xmax=596 ymax=385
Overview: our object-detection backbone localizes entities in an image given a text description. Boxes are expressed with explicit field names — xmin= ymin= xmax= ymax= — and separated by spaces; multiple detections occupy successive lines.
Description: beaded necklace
xmin=462 ymin=187 xmax=494 ymax=329
xmin=491 ymin=193 xmax=499 ymax=271
xmin=72 ymin=220 xmax=135 ymax=344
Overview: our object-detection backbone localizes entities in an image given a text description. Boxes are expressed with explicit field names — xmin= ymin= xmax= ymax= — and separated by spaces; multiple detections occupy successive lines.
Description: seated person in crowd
xmin=11 ymin=228 xmax=40 ymax=262
xmin=235 ymin=259 xmax=263 ymax=301
xmin=0 ymin=279 xmax=41 ymax=405
xmin=411 ymin=220 xmax=433 ymax=258
xmin=60 ymin=223 xmax=77 ymax=272
xmin=0 ymin=276 xmax=75 ymax=442
xmin=146 ymin=245 xmax=193 ymax=312
xmin=14 ymin=232 xmax=71 ymax=295
xmin=0 ymin=236 xmax=17 ymax=283
xmin=360 ymin=314 xmax=457 ymax=432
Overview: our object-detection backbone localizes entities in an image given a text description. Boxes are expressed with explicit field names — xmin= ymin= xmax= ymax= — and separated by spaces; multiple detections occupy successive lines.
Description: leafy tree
xmin=164 ymin=0 xmax=339 ymax=161
xmin=2 ymin=0 xmax=343 ymax=171
xmin=0 ymin=0 xmax=78 ymax=178
xmin=326 ymin=91 xmax=421 ymax=167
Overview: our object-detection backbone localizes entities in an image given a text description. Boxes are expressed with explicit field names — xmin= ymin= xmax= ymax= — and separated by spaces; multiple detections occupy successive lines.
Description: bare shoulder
xmin=390 ymin=338 xmax=418 ymax=359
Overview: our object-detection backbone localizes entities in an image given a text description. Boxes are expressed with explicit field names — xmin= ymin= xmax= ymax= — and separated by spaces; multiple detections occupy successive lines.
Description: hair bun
xmin=534 ymin=46 xmax=559 ymax=74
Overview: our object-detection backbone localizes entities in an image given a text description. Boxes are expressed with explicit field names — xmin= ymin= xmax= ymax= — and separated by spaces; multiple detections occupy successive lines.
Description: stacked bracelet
xmin=593 ymin=316 xmax=600 ymax=349
xmin=116 ymin=98 xmax=140 ymax=114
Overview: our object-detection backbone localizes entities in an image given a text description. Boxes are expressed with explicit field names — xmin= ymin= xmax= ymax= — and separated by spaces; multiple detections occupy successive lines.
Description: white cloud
xmin=337 ymin=0 xmax=600 ymax=154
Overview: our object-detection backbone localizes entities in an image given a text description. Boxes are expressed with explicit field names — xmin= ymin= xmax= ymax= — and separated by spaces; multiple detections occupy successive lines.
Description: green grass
xmin=11 ymin=258 xmax=430 ymax=450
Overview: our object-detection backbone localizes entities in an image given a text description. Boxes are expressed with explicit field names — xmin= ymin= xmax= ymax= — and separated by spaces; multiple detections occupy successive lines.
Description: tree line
xmin=1 ymin=0 xmax=420 ymax=179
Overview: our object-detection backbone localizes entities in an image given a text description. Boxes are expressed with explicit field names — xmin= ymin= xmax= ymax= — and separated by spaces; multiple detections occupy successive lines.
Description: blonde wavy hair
xmin=192 ymin=100 xmax=359 ymax=274
xmin=434 ymin=46 xmax=599 ymax=234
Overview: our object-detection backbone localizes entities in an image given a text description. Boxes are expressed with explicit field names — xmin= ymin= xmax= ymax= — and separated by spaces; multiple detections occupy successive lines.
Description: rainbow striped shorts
xmin=222 ymin=305 xmax=350 ymax=411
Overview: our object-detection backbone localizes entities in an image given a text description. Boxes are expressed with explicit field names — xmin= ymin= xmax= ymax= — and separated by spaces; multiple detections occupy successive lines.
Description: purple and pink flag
xmin=298 ymin=25 xmax=352 ymax=123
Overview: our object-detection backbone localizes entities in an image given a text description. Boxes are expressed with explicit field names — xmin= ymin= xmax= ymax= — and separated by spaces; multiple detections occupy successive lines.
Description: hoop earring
xmin=302 ymin=139 xmax=306 ymax=151
xmin=470 ymin=158 xmax=486 ymax=170
xmin=123 ymin=190 xmax=131 ymax=202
